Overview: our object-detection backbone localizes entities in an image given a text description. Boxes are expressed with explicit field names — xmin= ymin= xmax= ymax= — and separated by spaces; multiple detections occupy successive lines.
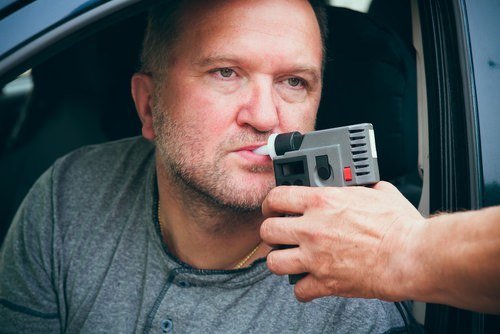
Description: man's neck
xmin=156 ymin=160 xmax=270 ymax=270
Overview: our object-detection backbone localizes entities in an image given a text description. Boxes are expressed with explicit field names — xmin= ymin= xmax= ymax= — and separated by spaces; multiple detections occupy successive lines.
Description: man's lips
xmin=233 ymin=145 xmax=271 ymax=164
xmin=237 ymin=145 xmax=266 ymax=152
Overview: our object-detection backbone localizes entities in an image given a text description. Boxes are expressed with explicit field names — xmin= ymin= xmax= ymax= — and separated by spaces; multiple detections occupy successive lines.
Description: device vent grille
xmin=349 ymin=128 xmax=371 ymax=177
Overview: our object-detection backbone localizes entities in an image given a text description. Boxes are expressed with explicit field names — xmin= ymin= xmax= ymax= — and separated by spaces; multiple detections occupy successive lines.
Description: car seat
xmin=316 ymin=5 xmax=421 ymax=205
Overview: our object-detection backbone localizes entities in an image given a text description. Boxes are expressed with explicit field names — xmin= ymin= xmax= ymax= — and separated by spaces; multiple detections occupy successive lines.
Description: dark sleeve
xmin=0 ymin=167 xmax=61 ymax=333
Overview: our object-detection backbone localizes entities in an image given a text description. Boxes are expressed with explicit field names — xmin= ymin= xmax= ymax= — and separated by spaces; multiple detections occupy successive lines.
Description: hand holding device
xmin=257 ymin=124 xmax=380 ymax=283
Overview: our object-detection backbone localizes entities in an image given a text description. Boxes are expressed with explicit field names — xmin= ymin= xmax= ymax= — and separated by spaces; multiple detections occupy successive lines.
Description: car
xmin=1 ymin=0 xmax=499 ymax=332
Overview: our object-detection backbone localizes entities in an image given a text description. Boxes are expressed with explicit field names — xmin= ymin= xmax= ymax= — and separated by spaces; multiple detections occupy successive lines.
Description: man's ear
xmin=131 ymin=73 xmax=156 ymax=141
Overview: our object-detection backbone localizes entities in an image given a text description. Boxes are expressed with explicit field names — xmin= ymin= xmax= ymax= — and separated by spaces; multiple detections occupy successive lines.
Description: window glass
xmin=2 ymin=69 xmax=33 ymax=95
xmin=328 ymin=0 xmax=372 ymax=13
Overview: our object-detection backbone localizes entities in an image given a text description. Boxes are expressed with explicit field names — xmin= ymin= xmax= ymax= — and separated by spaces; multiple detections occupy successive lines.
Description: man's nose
xmin=236 ymin=80 xmax=279 ymax=132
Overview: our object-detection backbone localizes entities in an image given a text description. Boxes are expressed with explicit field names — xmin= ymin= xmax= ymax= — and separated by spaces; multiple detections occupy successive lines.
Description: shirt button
xmin=178 ymin=280 xmax=191 ymax=288
xmin=161 ymin=319 xmax=173 ymax=333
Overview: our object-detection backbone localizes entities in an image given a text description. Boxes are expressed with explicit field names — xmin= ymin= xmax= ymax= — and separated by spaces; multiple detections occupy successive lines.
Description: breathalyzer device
xmin=254 ymin=123 xmax=380 ymax=283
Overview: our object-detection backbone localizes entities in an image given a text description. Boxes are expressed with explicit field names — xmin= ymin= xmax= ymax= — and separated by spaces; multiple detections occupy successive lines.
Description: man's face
xmin=153 ymin=0 xmax=323 ymax=211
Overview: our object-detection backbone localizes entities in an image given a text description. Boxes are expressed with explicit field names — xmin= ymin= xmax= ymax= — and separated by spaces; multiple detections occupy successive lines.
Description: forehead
xmin=172 ymin=0 xmax=323 ymax=71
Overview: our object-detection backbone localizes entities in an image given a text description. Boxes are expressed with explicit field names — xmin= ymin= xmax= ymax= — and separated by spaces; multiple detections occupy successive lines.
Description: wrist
xmin=400 ymin=218 xmax=430 ymax=301
xmin=378 ymin=216 xmax=428 ymax=301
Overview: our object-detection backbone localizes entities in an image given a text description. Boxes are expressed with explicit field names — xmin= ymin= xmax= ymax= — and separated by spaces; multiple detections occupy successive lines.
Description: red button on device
xmin=343 ymin=166 xmax=352 ymax=181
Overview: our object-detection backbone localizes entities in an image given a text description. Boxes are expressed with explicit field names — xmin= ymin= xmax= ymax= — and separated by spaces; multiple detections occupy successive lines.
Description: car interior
xmin=0 ymin=0 xmax=422 ymax=247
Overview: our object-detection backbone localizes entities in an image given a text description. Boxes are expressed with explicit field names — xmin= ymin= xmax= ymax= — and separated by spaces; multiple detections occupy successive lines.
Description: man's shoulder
xmin=54 ymin=136 xmax=154 ymax=176
xmin=48 ymin=136 xmax=155 ymax=198
xmin=60 ymin=136 xmax=153 ymax=163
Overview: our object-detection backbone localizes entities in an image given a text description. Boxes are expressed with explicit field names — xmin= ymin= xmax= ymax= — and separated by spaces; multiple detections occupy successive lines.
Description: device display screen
xmin=280 ymin=161 xmax=305 ymax=176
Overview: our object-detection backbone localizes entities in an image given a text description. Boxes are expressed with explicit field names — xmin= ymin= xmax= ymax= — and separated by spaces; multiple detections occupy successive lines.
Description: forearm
xmin=400 ymin=206 xmax=500 ymax=313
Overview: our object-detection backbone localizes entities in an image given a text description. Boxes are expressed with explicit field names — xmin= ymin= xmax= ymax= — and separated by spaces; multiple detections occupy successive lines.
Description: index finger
xmin=262 ymin=186 xmax=324 ymax=217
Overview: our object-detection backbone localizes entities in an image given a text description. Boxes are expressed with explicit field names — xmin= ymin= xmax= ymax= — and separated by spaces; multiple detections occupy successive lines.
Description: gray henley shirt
xmin=0 ymin=137 xmax=407 ymax=333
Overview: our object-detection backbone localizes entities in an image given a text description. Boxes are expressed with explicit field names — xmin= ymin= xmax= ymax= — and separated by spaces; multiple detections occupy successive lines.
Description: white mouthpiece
xmin=252 ymin=134 xmax=278 ymax=160
xmin=253 ymin=145 xmax=269 ymax=156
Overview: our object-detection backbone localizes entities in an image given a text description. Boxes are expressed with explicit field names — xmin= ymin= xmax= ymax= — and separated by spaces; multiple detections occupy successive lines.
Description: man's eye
xmin=287 ymin=77 xmax=305 ymax=88
xmin=218 ymin=68 xmax=235 ymax=78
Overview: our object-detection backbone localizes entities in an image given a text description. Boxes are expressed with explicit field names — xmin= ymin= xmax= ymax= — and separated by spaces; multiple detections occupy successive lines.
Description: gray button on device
xmin=315 ymin=155 xmax=331 ymax=180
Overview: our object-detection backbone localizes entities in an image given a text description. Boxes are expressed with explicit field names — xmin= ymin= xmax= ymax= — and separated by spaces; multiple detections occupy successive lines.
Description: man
xmin=261 ymin=184 xmax=500 ymax=314
xmin=0 ymin=0 xmax=410 ymax=332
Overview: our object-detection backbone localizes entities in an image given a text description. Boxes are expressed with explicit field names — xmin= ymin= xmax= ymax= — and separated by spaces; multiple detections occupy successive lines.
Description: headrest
xmin=316 ymin=6 xmax=417 ymax=181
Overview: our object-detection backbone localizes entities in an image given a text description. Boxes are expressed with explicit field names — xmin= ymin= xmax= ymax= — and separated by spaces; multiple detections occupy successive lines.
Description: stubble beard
xmin=152 ymin=95 xmax=275 ymax=218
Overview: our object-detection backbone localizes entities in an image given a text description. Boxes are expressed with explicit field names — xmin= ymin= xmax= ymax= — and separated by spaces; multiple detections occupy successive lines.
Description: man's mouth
xmin=233 ymin=145 xmax=271 ymax=164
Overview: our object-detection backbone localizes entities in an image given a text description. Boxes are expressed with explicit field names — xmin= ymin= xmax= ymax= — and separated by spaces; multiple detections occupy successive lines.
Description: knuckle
xmin=312 ymin=228 xmax=327 ymax=242
xmin=309 ymin=191 xmax=326 ymax=208
xmin=266 ymin=251 xmax=279 ymax=272
xmin=302 ymin=227 xmax=325 ymax=244
xmin=261 ymin=218 xmax=282 ymax=242
xmin=324 ymin=279 xmax=341 ymax=295
xmin=260 ymin=219 xmax=271 ymax=239
xmin=291 ymin=252 xmax=303 ymax=268
xmin=306 ymin=251 xmax=335 ymax=280
xmin=313 ymin=258 xmax=330 ymax=279
xmin=267 ymin=187 xmax=283 ymax=203
xmin=374 ymin=180 xmax=395 ymax=191
xmin=379 ymin=180 xmax=393 ymax=187
xmin=323 ymin=190 xmax=339 ymax=205
xmin=294 ymin=283 xmax=307 ymax=300
xmin=309 ymin=188 xmax=337 ymax=209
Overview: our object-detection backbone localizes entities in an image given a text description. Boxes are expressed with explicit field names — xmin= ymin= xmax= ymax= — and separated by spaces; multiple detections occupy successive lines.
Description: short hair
xmin=139 ymin=0 xmax=328 ymax=80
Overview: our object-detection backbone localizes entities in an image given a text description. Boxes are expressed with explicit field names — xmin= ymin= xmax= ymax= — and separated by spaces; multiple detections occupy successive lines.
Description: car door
xmin=417 ymin=0 xmax=500 ymax=333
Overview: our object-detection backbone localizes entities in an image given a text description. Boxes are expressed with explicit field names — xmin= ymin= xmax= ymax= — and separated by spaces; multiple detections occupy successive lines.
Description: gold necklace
xmin=158 ymin=203 xmax=260 ymax=270
xmin=157 ymin=203 xmax=165 ymax=239
xmin=233 ymin=243 xmax=261 ymax=269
